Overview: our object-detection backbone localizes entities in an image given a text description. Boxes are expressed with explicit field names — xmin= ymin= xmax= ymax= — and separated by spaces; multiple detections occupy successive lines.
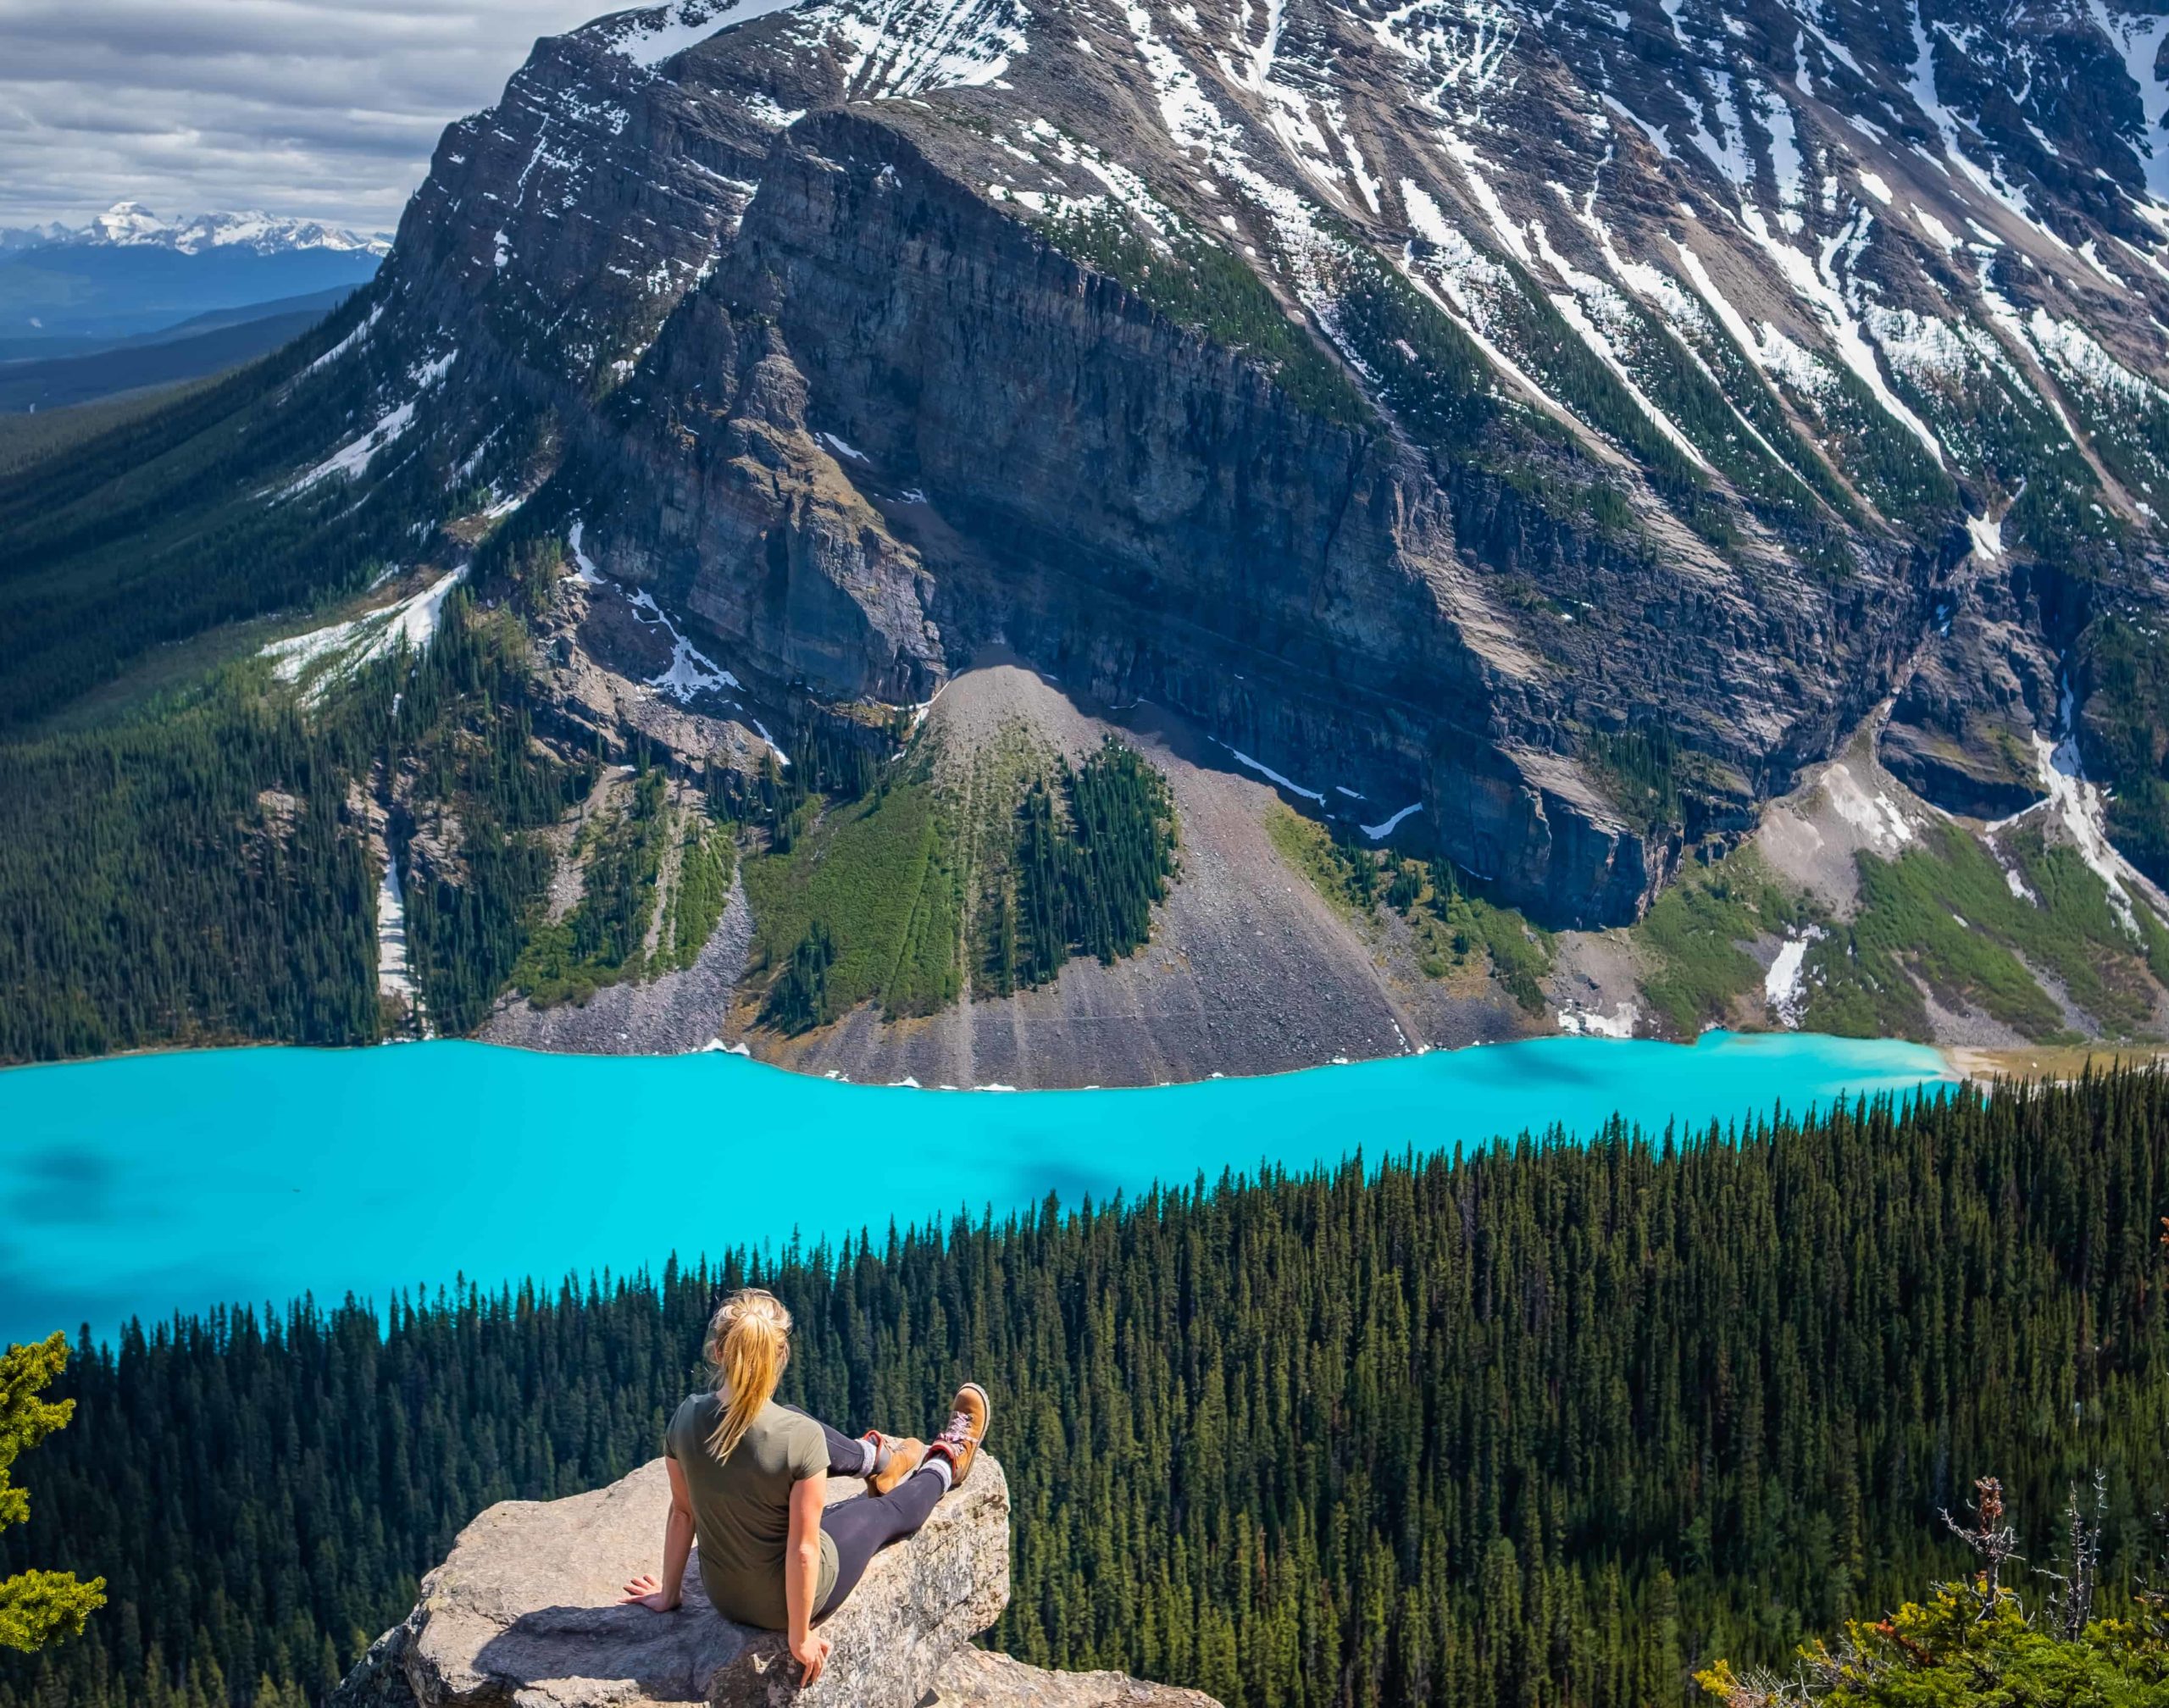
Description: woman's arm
xmin=621 ymin=1456 xmax=696 ymax=1611
xmin=785 ymin=1475 xmax=832 ymax=1684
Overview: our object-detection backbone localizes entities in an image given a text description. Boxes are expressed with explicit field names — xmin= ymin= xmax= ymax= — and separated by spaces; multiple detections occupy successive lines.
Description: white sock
xmin=860 ymin=1436 xmax=882 ymax=1478
xmin=921 ymin=1454 xmax=953 ymax=1494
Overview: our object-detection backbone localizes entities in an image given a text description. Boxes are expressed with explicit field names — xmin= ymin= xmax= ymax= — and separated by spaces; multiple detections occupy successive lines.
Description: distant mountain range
xmin=0 ymin=201 xmax=390 ymax=258
xmin=0 ymin=202 xmax=387 ymax=349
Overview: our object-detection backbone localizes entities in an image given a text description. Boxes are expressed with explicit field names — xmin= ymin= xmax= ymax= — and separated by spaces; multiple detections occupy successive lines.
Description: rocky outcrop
xmin=585 ymin=288 xmax=948 ymax=707
xmin=577 ymin=107 xmax=1700 ymax=923
xmin=929 ymin=1651 xmax=1222 ymax=1708
xmin=329 ymin=1456 xmax=1214 ymax=1708
xmin=1880 ymin=565 xmax=2061 ymax=818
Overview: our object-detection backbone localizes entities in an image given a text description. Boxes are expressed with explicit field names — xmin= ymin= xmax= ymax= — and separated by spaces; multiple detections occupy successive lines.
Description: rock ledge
xmin=330 ymin=1455 xmax=1214 ymax=1708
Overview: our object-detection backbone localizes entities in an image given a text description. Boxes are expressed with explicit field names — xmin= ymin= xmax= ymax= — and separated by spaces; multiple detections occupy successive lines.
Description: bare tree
xmin=1941 ymin=1477 xmax=2024 ymax=1612
xmin=2036 ymin=1472 xmax=2107 ymax=1641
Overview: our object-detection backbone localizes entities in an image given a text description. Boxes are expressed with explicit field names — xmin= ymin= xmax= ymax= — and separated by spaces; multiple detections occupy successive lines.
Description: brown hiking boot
xmin=863 ymin=1432 xmax=924 ymax=1496
xmin=924 ymin=1384 xmax=990 ymax=1489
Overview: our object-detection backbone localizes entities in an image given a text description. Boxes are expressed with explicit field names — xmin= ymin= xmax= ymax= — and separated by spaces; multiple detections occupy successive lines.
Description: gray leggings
xmin=791 ymin=1410 xmax=947 ymax=1617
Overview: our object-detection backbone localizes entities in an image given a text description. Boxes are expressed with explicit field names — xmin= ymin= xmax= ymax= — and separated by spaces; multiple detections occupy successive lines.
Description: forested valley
xmin=3 ymin=1070 xmax=2166 ymax=1708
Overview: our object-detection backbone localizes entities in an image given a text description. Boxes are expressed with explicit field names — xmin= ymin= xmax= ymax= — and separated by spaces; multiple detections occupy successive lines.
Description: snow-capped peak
xmin=86 ymin=201 xmax=174 ymax=246
xmin=22 ymin=202 xmax=391 ymax=258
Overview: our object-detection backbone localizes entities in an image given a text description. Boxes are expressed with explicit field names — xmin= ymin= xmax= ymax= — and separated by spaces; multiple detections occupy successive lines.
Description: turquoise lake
xmin=0 ymin=1032 xmax=1953 ymax=1345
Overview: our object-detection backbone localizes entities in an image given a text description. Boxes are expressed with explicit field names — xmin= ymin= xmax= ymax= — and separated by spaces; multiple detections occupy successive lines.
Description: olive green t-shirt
xmin=666 ymin=1393 xmax=839 ymax=1630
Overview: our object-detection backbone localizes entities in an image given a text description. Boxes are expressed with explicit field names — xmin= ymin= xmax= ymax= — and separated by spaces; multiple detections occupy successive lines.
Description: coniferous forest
xmin=1009 ymin=737 xmax=1179 ymax=990
xmin=3 ymin=1071 xmax=2166 ymax=1708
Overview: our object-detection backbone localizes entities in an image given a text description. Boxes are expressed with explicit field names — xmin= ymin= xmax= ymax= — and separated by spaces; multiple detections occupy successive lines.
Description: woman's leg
xmin=815 ymin=1467 xmax=946 ymax=1616
xmin=777 ymin=1404 xmax=878 ymax=1478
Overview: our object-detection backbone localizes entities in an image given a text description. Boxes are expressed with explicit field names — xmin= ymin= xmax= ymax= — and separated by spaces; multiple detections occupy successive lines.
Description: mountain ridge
xmin=341 ymin=0 xmax=2161 ymax=921
xmin=12 ymin=0 xmax=2169 ymax=1068
xmin=0 ymin=200 xmax=391 ymax=258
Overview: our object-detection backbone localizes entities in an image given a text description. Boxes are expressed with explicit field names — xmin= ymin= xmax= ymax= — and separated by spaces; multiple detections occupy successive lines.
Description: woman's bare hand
xmin=791 ymin=1632 xmax=833 ymax=1685
xmin=619 ymin=1572 xmax=680 ymax=1611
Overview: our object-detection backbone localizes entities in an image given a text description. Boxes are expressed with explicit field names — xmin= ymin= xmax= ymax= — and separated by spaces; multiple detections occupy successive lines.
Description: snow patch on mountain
xmin=1372 ymin=0 xmax=1520 ymax=117
xmin=306 ymin=302 xmax=386 ymax=377
xmin=1673 ymin=240 xmax=1832 ymax=402
xmin=626 ymin=587 xmax=744 ymax=702
xmin=1212 ymin=737 xmax=1327 ymax=802
xmin=1763 ymin=925 xmax=1824 ymax=1027
xmin=261 ymin=567 xmax=471 ymax=703
xmin=1401 ymin=180 xmax=1573 ymax=413
xmin=1822 ymin=762 xmax=1918 ymax=854
xmin=2089 ymin=1 xmax=2169 ymax=203
xmin=285 ymin=352 xmax=458 ymax=495
xmin=1361 ymin=801 xmax=1424 ymax=839
xmin=1733 ymin=206 xmax=1947 ymax=463
xmin=1557 ymin=999 xmax=1636 ymax=1037
xmin=811 ymin=0 xmax=1031 ymax=98
xmin=2023 ymin=306 xmax=2169 ymax=408
xmin=592 ymin=0 xmax=806 ymax=67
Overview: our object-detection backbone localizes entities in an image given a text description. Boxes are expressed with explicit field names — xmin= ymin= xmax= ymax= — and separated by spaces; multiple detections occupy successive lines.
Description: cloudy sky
xmin=0 ymin=0 xmax=619 ymax=235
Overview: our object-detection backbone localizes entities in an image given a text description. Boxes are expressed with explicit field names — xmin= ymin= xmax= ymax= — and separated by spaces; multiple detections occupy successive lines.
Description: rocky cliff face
xmin=284 ymin=0 xmax=2169 ymax=926
xmin=328 ymin=1455 xmax=1213 ymax=1708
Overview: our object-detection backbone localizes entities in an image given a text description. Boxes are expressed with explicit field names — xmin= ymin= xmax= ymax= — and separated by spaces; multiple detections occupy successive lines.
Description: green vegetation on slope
xmin=0 ymin=526 xmax=591 ymax=1062
xmin=1586 ymin=725 xmax=1685 ymax=835
xmin=1329 ymin=254 xmax=1494 ymax=457
xmin=2079 ymin=613 xmax=2169 ymax=896
xmin=1634 ymin=855 xmax=1809 ymax=1037
xmin=0 ymin=376 xmax=223 ymax=477
xmin=0 ymin=289 xmax=451 ymax=729
xmin=0 ymin=296 xmax=609 ymax=1058
xmin=1266 ymin=801 xmax=1553 ymax=1008
xmin=0 ymin=666 xmax=385 ymax=1063
xmin=746 ymin=731 xmax=1179 ymax=1029
xmin=1044 ymin=208 xmax=1368 ymax=427
xmin=1701 ymin=1478 xmax=2169 ymax=1705
xmin=511 ymin=766 xmax=673 ymax=1008
xmin=1001 ymin=738 xmax=1178 ymax=992
xmin=1349 ymin=244 xmax=1781 ymax=552
xmin=1878 ymin=329 xmax=2122 ymax=574
xmin=744 ymin=766 xmax=962 ymax=1031
xmin=657 ymin=817 xmax=734 ymax=974
xmin=390 ymin=584 xmax=593 ymax=1035
xmin=1772 ymin=360 xmax=1956 ymax=530
xmin=1801 ymin=819 xmax=2163 ymax=1042
xmin=6 ymin=1072 xmax=2169 ymax=1708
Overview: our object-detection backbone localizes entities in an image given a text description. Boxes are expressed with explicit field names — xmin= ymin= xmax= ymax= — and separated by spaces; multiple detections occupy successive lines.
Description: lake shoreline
xmin=0 ymin=1031 xmax=1955 ymax=1345
xmin=1941 ymin=1040 xmax=2169 ymax=1083
xmin=2 ymin=1015 xmax=1969 ymax=1090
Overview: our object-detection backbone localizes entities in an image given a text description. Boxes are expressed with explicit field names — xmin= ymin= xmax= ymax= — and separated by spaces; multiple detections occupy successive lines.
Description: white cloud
xmin=0 ymin=0 xmax=610 ymax=230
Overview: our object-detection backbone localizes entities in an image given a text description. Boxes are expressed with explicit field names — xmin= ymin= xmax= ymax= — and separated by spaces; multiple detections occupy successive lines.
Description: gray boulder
xmin=929 ymin=1651 xmax=1223 ymax=1707
xmin=331 ymin=1456 xmax=1006 ymax=1708
xmin=330 ymin=1455 xmax=1219 ymax=1708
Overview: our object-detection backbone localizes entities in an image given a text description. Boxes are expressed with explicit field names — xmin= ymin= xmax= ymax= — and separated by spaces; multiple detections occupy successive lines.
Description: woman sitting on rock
xmin=620 ymin=1287 xmax=990 ymax=1687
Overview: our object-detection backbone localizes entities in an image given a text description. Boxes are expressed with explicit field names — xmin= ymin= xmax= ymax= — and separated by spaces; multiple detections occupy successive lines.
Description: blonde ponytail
xmin=704 ymin=1289 xmax=791 ymax=1461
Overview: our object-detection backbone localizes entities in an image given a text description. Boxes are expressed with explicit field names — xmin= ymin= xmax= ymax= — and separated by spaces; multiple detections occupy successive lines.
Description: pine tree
xmin=0 ymin=1337 xmax=103 ymax=1652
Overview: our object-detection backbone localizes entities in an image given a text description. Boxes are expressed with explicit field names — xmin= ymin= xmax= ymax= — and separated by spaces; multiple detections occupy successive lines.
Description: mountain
xmin=8 ymin=0 xmax=2169 ymax=1071
xmin=0 ymin=203 xmax=386 ymax=345
xmin=314 ymin=0 xmax=2169 ymax=918
xmin=0 ymin=223 xmax=68 ymax=254
xmin=2 ymin=202 xmax=391 ymax=258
